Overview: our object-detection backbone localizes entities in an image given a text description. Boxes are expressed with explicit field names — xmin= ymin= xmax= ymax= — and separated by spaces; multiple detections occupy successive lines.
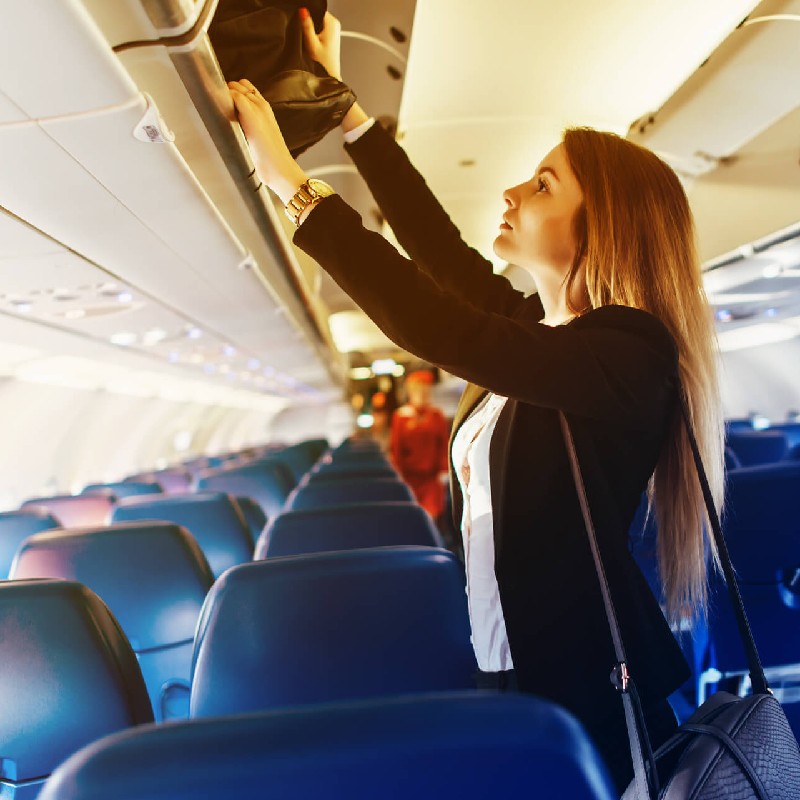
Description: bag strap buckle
xmin=611 ymin=661 xmax=630 ymax=693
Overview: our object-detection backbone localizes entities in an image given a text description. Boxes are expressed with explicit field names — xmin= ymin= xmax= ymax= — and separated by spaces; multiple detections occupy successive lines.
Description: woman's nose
xmin=502 ymin=189 xmax=515 ymax=208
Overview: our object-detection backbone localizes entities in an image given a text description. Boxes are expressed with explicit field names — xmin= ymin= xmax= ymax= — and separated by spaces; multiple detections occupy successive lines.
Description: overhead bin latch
xmin=133 ymin=93 xmax=176 ymax=144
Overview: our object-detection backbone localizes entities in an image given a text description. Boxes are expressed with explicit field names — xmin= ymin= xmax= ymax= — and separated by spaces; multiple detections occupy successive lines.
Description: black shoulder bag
xmin=559 ymin=394 xmax=800 ymax=799
xmin=209 ymin=0 xmax=356 ymax=157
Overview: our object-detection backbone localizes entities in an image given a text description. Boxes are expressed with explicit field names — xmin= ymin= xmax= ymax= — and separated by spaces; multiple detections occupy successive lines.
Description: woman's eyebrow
xmin=537 ymin=166 xmax=560 ymax=183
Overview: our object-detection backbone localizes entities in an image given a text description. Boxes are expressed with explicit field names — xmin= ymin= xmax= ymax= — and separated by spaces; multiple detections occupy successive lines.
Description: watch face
xmin=307 ymin=179 xmax=334 ymax=197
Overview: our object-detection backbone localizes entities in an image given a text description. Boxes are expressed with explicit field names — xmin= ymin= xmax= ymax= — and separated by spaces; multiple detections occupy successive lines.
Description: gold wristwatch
xmin=284 ymin=179 xmax=336 ymax=227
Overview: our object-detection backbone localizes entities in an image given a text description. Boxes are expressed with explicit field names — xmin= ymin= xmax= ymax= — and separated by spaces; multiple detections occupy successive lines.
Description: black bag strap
xmin=675 ymin=390 xmax=768 ymax=695
xmin=558 ymin=388 xmax=770 ymax=799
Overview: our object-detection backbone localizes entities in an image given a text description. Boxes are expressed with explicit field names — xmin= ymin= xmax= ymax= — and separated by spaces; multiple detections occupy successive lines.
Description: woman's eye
xmin=536 ymin=178 xmax=548 ymax=193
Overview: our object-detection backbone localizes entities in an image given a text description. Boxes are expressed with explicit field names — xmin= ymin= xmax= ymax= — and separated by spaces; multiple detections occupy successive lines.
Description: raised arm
xmin=294 ymin=196 xmax=678 ymax=427
xmin=342 ymin=116 xmax=527 ymax=317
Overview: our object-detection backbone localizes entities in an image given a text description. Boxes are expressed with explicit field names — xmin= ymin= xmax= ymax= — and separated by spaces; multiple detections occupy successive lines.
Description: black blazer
xmin=294 ymin=123 xmax=689 ymax=731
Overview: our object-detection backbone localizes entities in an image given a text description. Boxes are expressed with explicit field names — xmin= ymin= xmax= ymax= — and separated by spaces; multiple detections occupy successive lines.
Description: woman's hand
xmin=299 ymin=7 xmax=370 ymax=134
xmin=228 ymin=79 xmax=307 ymax=204
xmin=299 ymin=9 xmax=342 ymax=81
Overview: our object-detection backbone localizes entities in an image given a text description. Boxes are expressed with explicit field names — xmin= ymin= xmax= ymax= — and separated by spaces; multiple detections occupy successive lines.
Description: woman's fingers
xmin=299 ymin=7 xmax=342 ymax=80
xmin=299 ymin=6 xmax=316 ymax=41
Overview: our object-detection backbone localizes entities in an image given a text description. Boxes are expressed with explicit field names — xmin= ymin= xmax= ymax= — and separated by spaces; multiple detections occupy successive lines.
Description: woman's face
xmin=493 ymin=143 xmax=584 ymax=279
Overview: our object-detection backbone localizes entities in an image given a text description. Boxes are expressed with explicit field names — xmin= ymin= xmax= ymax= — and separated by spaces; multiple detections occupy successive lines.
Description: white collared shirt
xmin=451 ymin=392 xmax=514 ymax=671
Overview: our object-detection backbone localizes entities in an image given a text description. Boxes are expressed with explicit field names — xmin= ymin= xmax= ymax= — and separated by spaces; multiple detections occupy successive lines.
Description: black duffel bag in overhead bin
xmin=209 ymin=0 xmax=356 ymax=156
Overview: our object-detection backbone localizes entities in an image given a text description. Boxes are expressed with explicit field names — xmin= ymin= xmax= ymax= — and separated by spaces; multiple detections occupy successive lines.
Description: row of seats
xmin=2 ymin=565 xmax=612 ymax=799
xmin=0 ymin=440 xmax=610 ymax=799
xmin=1 ymin=435 xmax=617 ymax=798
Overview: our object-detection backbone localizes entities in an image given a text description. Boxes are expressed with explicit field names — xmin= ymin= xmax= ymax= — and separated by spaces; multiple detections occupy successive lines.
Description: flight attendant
xmin=226 ymin=11 xmax=725 ymax=791
xmin=389 ymin=370 xmax=449 ymax=519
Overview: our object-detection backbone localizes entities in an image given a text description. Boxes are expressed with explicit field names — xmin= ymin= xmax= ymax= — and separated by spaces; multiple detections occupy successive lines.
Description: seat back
xmin=39 ymin=693 xmax=615 ymax=800
xmin=0 ymin=580 xmax=153 ymax=799
xmin=0 ymin=509 xmax=60 ymax=578
xmin=306 ymin=461 xmax=399 ymax=481
xmin=11 ymin=522 xmax=214 ymax=721
xmin=233 ymin=495 xmax=267 ymax=546
xmin=196 ymin=461 xmax=295 ymax=519
xmin=190 ymin=547 xmax=476 ymax=717
xmin=20 ymin=494 xmax=114 ymax=527
xmin=285 ymin=477 xmax=414 ymax=511
xmin=708 ymin=462 xmax=800 ymax=673
xmin=82 ymin=481 xmax=162 ymax=499
xmin=726 ymin=430 xmax=789 ymax=466
xmin=112 ymin=493 xmax=252 ymax=577
xmin=127 ymin=468 xmax=192 ymax=495
xmin=256 ymin=502 xmax=443 ymax=558
xmin=266 ymin=441 xmax=325 ymax=483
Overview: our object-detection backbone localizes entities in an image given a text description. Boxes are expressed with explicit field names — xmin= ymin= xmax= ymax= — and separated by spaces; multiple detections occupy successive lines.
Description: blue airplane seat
xmin=81 ymin=481 xmax=163 ymax=499
xmin=266 ymin=440 xmax=327 ymax=483
xmin=11 ymin=522 xmax=214 ymax=722
xmin=706 ymin=462 xmax=800 ymax=678
xmin=112 ymin=492 xmax=252 ymax=577
xmin=725 ymin=418 xmax=755 ymax=433
xmin=232 ymin=495 xmax=267 ymax=546
xmin=39 ymin=693 xmax=615 ymax=800
xmin=127 ymin=468 xmax=192 ymax=495
xmin=0 ymin=580 xmax=153 ymax=800
xmin=724 ymin=446 xmax=742 ymax=470
xmin=195 ymin=460 xmax=295 ymax=519
xmin=769 ymin=423 xmax=800 ymax=450
xmin=190 ymin=547 xmax=477 ymax=718
xmin=335 ymin=436 xmax=383 ymax=453
xmin=19 ymin=494 xmax=114 ymax=528
xmin=308 ymin=459 xmax=398 ymax=481
xmin=0 ymin=508 xmax=60 ymax=579
xmin=285 ymin=477 xmax=414 ymax=512
xmin=255 ymin=502 xmax=444 ymax=558
xmin=726 ymin=429 xmax=789 ymax=466
xmin=320 ymin=449 xmax=392 ymax=467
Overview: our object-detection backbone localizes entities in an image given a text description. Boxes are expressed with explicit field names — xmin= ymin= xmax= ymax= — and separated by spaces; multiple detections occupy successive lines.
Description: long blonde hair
xmin=562 ymin=127 xmax=725 ymax=624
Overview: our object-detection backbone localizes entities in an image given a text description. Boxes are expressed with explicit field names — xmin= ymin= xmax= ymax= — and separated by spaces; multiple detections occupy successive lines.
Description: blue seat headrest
xmin=112 ymin=493 xmax=252 ymax=578
xmin=190 ymin=547 xmax=475 ymax=717
xmin=20 ymin=494 xmax=115 ymax=527
xmin=40 ymin=693 xmax=615 ymax=800
xmin=82 ymin=481 xmax=163 ymax=499
xmin=195 ymin=461 xmax=294 ymax=518
xmin=11 ymin=522 xmax=214 ymax=651
xmin=285 ymin=478 xmax=414 ymax=511
xmin=255 ymin=502 xmax=442 ymax=558
xmin=726 ymin=430 xmax=789 ymax=466
xmin=0 ymin=580 xmax=153 ymax=787
xmin=0 ymin=509 xmax=60 ymax=578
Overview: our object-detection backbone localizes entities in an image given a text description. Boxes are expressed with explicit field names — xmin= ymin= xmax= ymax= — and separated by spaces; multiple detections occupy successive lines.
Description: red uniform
xmin=389 ymin=403 xmax=449 ymax=519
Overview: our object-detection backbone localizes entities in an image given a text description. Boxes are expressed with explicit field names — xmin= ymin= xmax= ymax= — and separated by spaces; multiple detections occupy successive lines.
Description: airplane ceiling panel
xmin=0 ymin=117 xmax=242 ymax=320
xmin=0 ymin=89 xmax=27 ymax=125
xmin=0 ymin=0 xmax=138 ymax=118
xmin=396 ymin=0 xmax=760 ymax=282
xmin=689 ymin=105 xmax=800 ymax=262
xmin=628 ymin=0 xmax=800 ymax=177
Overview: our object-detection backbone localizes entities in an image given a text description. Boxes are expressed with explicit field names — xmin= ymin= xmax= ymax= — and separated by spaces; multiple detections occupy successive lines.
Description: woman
xmin=228 ymin=10 xmax=724 ymax=791
xmin=389 ymin=370 xmax=449 ymax=520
